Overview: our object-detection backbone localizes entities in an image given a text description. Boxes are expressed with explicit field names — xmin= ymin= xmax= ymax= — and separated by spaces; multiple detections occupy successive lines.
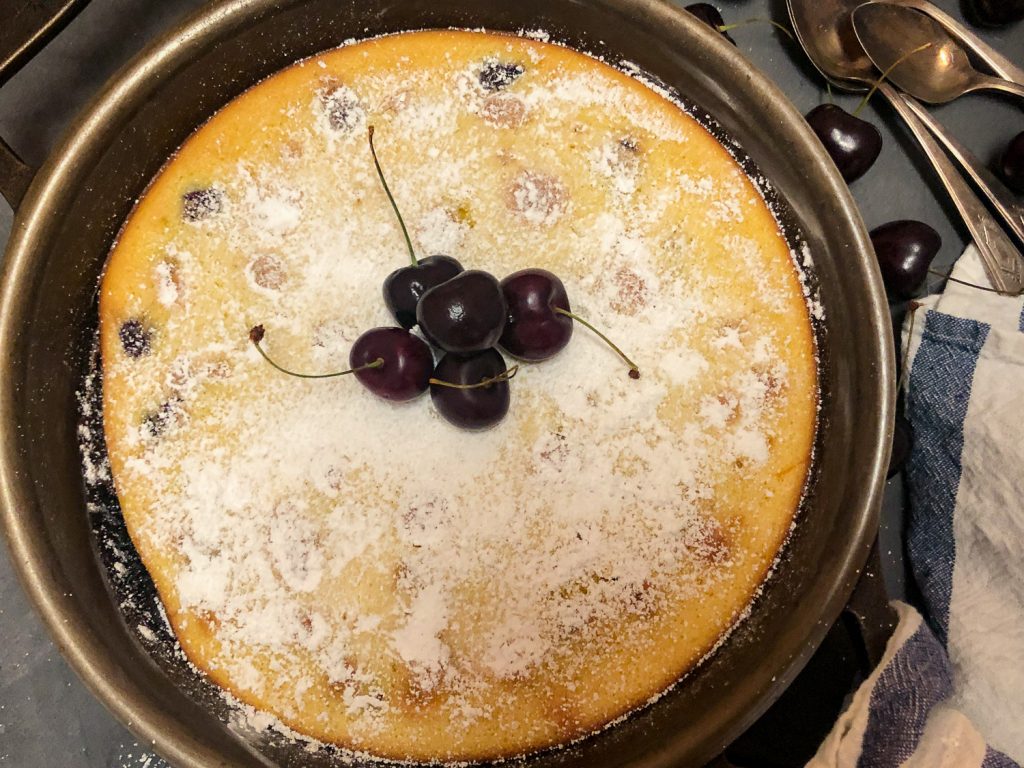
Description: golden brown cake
xmin=99 ymin=29 xmax=817 ymax=762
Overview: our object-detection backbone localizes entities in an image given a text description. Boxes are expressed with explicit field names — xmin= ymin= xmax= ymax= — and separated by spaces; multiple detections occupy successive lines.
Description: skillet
xmin=0 ymin=1 xmax=894 ymax=765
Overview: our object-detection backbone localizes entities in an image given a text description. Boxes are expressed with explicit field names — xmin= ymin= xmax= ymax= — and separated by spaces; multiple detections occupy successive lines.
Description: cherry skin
xmin=417 ymin=270 xmax=507 ymax=354
xmin=349 ymin=327 xmax=434 ymax=402
xmin=805 ymin=104 xmax=882 ymax=183
xmin=383 ymin=255 xmax=464 ymax=329
xmin=684 ymin=3 xmax=737 ymax=45
xmin=962 ymin=0 xmax=1024 ymax=27
xmin=499 ymin=269 xmax=574 ymax=362
xmin=999 ymin=131 xmax=1024 ymax=195
xmin=431 ymin=349 xmax=512 ymax=430
xmin=870 ymin=220 xmax=941 ymax=299
xmin=887 ymin=412 xmax=912 ymax=478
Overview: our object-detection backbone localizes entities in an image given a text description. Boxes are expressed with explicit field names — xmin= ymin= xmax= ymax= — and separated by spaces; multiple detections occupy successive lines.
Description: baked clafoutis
xmin=99 ymin=29 xmax=818 ymax=763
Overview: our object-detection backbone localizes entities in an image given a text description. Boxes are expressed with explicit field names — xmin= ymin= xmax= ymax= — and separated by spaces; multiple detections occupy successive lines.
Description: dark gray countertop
xmin=1 ymin=1 xmax=1021 ymax=765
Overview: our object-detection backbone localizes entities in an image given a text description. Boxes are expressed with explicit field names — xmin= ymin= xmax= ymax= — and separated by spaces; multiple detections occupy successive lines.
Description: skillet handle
xmin=843 ymin=540 xmax=898 ymax=669
xmin=1 ymin=136 xmax=33 ymax=209
xmin=0 ymin=0 xmax=90 ymax=209
xmin=0 ymin=0 xmax=90 ymax=88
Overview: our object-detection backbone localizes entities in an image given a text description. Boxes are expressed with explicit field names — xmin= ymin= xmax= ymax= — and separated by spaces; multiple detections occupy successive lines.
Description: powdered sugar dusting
xmin=92 ymin=28 xmax=819 ymax=763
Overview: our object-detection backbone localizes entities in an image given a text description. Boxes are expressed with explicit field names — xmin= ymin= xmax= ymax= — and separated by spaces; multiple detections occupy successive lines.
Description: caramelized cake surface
xmin=100 ymin=30 xmax=817 ymax=762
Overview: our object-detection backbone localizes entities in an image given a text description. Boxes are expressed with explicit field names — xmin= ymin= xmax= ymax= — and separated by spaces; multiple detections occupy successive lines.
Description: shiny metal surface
xmin=896 ymin=96 xmax=1024 ymax=245
xmin=889 ymin=0 xmax=1024 ymax=85
xmin=787 ymin=0 xmax=1024 ymax=295
xmin=786 ymin=0 xmax=875 ymax=86
xmin=0 ymin=1 xmax=892 ymax=766
xmin=853 ymin=2 xmax=1024 ymax=102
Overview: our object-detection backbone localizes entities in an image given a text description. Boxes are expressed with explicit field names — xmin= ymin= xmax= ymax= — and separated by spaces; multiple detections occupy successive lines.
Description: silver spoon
xmin=852 ymin=1 xmax=1024 ymax=246
xmin=853 ymin=2 xmax=1024 ymax=103
xmin=886 ymin=0 xmax=1024 ymax=87
xmin=787 ymin=0 xmax=1024 ymax=295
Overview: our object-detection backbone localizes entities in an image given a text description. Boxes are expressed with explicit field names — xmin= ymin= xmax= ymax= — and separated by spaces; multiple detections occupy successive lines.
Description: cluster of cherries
xmin=251 ymin=127 xmax=638 ymax=430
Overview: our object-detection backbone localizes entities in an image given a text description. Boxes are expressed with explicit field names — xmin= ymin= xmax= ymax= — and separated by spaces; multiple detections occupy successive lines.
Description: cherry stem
xmin=826 ymin=81 xmax=834 ymax=106
xmin=896 ymin=301 xmax=922 ymax=393
xmin=249 ymin=326 xmax=383 ymax=379
xmin=367 ymin=125 xmax=417 ymax=267
xmin=554 ymin=308 xmax=641 ymax=379
xmin=928 ymin=269 xmax=1001 ymax=294
xmin=718 ymin=18 xmax=795 ymax=41
xmin=853 ymin=43 xmax=932 ymax=117
xmin=430 ymin=365 xmax=520 ymax=389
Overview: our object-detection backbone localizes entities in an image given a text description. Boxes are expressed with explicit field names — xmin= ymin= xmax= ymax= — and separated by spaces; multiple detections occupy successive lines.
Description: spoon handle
xmin=901 ymin=95 xmax=1024 ymax=246
xmin=979 ymin=77 xmax=1024 ymax=102
xmin=894 ymin=0 xmax=1024 ymax=87
xmin=879 ymin=82 xmax=1024 ymax=296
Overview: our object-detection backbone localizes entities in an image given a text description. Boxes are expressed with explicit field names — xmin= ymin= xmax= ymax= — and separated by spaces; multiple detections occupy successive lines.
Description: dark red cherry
xmin=999 ymin=131 xmax=1024 ymax=195
xmin=887 ymin=412 xmax=912 ymax=478
xmin=119 ymin=318 xmax=152 ymax=358
xmin=479 ymin=60 xmax=526 ymax=91
xmin=417 ymin=270 xmax=507 ymax=354
xmin=249 ymin=325 xmax=432 ymax=401
xmin=383 ymin=255 xmax=464 ymax=329
xmin=431 ymin=349 xmax=512 ymax=430
xmin=962 ymin=0 xmax=1024 ymax=26
xmin=182 ymin=187 xmax=224 ymax=222
xmin=349 ymin=327 xmax=434 ymax=402
xmin=499 ymin=269 xmax=573 ymax=361
xmin=805 ymin=104 xmax=882 ymax=183
xmin=685 ymin=3 xmax=737 ymax=45
xmin=870 ymin=220 xmax=941 ymax=298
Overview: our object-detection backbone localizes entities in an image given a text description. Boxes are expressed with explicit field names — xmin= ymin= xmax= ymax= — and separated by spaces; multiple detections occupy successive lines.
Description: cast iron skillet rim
xmin=0 ymin=0 xmax=894 ymax=765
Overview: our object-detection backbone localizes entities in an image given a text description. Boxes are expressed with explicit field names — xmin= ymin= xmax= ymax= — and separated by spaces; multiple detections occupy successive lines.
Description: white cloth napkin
xmin=809 ymin=245 xmax=1024 ymax=767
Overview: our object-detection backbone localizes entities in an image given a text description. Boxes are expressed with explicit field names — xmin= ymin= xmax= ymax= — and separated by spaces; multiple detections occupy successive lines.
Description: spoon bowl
xmin=853 ymin=2 xmax=1024 ymax=104
xmin=786 ymin=0 xmax=875 ymax=88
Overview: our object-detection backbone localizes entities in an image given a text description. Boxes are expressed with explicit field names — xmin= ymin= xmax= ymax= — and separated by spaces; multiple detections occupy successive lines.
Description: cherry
xmin=499 ymin=269 xmax=641 ymax=376
xmin=368 ymin=126 xmax=465 ymax=328
xmin=999 ymin=131 xmax=1024 ymax=195
xmin=499 ymin=269 xmax=573 ymax=361
xmin=349 ymin=328 xmax=434 ymax=401
xmin=805 ymin=104 xmax=882 ymax=183
xmin=384 ymin=255 xmax=465 ymax=329
xmin=249 ymin=325 xmax=433 ymax=402
xmin=430 ymin=349 xmax=516 ymax=429
xmin=119 ymin=318 xmax=152 ymax=358
xmin=182 ymin=187 xmax=224 ymax=222
xmin=962 ymin=0 xmax=1024 ymax=26
xmin=417 ymin=270 xmax=507 ymax=354
xmin=684 ymin=4 xmax=737 ymax=45
xmin=479 ymin=60 xmax=526 ymax=91
xmin=870 ymin=220 xmax=941 ymax=298
xmin=887 ymin=412 xmax=912 ymax=478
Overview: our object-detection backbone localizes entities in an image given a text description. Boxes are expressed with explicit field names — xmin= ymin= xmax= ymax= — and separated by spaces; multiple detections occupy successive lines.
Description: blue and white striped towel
xmin=810 ymin=245 xmax=1024 ymax=768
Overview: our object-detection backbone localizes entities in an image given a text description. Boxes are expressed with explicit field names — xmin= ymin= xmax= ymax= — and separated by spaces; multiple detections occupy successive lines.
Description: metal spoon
xmin=852 ymin=0 xmax=1024 ymax=246
xmin=787 ymin=0 xmax=1024 ymax=295
xmin=886 ymin=0 xmax=1024 ymax=87
xmin=853 ymin=2 xmax=1024 ymax=103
